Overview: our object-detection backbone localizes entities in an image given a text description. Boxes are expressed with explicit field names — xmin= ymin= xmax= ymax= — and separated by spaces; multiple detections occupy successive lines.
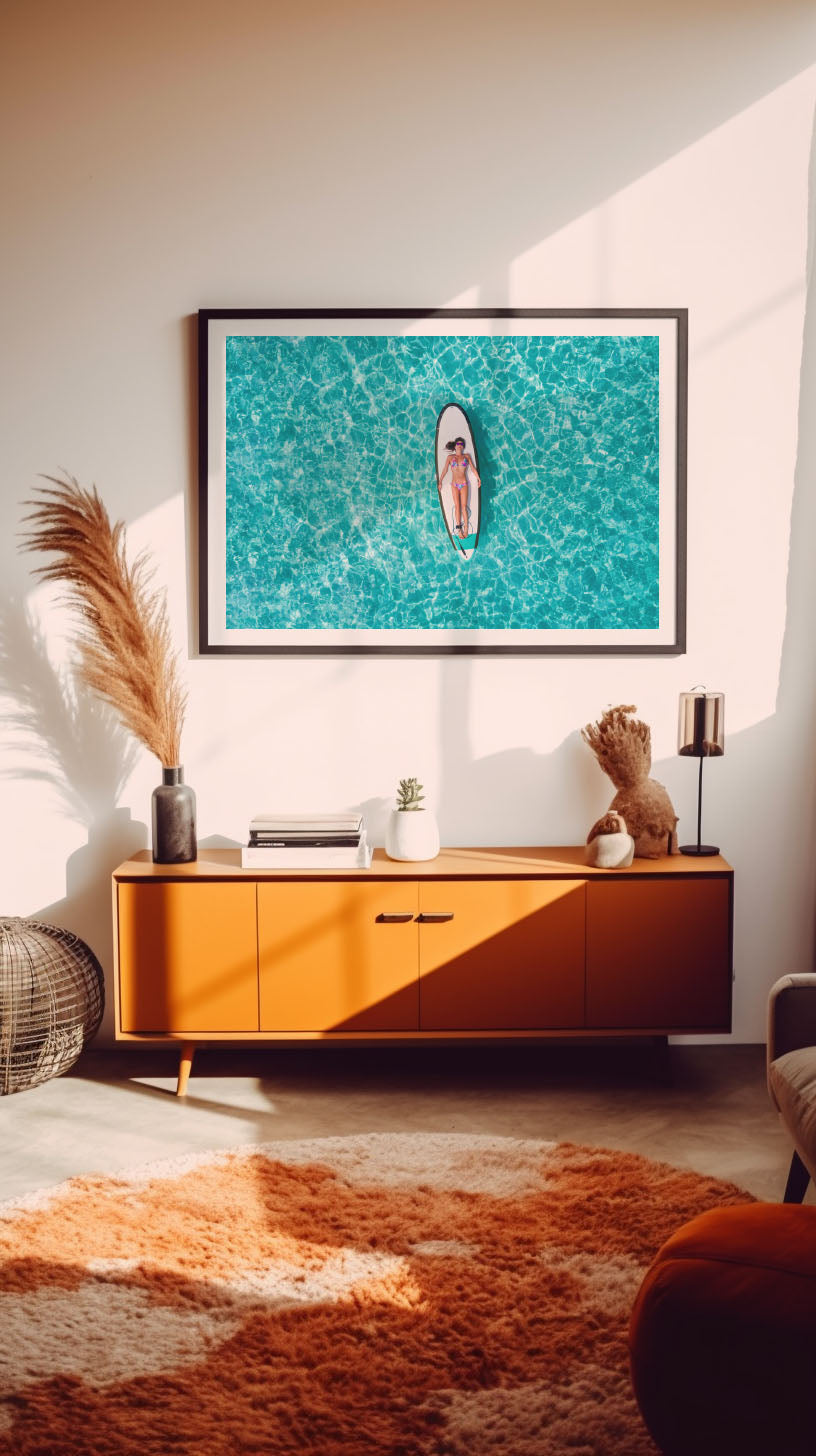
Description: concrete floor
xmin=0 ymin=1041 xmax=800 ymax=1205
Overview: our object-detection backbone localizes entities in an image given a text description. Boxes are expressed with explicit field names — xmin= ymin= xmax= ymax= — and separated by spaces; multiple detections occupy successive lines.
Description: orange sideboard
xmin=112 ymin=847 xmax=733 ymax=1093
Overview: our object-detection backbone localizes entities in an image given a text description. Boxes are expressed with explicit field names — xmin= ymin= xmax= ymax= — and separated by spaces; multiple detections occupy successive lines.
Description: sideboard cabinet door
xmin=258 ymin=881 xmax=420 ymax=1032
xmin=585 ymin=878 xmax=731 ymax=1031
xmin=117 ymin=880 xmax=260 ymax=1033
xmin=418 ymin=879 xmax=586 ymax=1030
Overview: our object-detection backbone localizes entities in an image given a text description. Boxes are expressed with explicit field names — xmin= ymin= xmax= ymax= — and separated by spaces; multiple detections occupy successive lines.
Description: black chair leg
xmin=783 ymin=1150 xmax=811 ymax=1203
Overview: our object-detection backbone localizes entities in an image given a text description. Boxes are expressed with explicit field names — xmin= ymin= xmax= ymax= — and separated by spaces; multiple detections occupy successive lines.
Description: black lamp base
xmin=680 ymin=843 xmax=720 ymax=857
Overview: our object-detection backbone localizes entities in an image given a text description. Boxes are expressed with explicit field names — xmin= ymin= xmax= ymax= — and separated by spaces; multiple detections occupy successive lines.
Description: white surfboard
xmin=435 ymin=402 xmax=481 ymax=559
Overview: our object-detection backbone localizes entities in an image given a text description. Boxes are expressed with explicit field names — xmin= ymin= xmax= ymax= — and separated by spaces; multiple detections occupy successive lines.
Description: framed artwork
xmin=198 ymin=308 xmax=687 ymax=655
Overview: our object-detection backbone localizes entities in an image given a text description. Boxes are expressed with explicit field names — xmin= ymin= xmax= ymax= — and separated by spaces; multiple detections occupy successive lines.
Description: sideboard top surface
xmin=113 ymin=847 xmax=733 ymax=881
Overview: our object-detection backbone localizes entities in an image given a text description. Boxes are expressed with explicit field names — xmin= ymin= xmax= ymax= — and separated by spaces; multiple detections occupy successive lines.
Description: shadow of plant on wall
xmin=0 ymin=593 xmax=140 ymax=822
xmin=0 ymin=592 xmax=148 ymax=1039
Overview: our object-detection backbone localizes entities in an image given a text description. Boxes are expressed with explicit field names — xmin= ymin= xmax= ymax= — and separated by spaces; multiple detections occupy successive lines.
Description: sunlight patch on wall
xmin=507 ymin=67 xmax=814 ymax=739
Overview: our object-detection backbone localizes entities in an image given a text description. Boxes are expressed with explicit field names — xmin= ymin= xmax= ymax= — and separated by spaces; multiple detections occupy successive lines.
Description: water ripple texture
xmin=224 ymin=333 xmax=659 ymax=631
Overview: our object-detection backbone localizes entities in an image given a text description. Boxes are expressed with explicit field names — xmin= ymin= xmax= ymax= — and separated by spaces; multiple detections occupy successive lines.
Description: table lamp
xmin=678 ymin=688 xmax=724 ymax=856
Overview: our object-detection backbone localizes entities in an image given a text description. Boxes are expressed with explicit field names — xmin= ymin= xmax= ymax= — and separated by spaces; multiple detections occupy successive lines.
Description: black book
xmin=248 ymin=833 xmax=362 ymax=848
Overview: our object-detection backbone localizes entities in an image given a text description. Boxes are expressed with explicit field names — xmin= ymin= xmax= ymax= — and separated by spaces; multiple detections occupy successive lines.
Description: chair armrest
xmin=767 ymin=974 xmax=816 ymax=1067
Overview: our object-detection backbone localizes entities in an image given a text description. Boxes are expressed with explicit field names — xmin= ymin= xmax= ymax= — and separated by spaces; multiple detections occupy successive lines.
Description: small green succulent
xmin=396 ymin=777 xmax=425 ymax=811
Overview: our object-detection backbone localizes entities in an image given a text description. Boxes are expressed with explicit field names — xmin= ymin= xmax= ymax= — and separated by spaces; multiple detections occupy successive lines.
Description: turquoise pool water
xmin=224 ymin=333 xmax=659 ymax=631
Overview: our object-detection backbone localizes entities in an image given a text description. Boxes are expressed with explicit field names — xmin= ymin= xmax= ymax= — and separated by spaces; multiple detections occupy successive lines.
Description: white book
xmin=250 ymin=812 xmax=363 ymax=832
xmin=241 ymin=836 xmax=373 ymax=870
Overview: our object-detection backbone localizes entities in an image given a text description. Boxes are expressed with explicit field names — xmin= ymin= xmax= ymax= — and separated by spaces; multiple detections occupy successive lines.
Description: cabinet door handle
xmin=417 ymin=912 xmax=455 ymax=923
xmin=376 ymin=912 xmax=415 ymax=923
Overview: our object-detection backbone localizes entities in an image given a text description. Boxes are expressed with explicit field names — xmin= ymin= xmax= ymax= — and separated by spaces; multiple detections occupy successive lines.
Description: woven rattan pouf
xmin=629 ymin=1202 xmax=816 ymax=1456
xmin=0 ymin=917 xmax=104 ymax=1093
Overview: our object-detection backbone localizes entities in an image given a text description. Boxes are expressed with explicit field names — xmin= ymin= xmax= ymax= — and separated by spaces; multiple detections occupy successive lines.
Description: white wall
xmin=1 ymin=0 xmax=815 ymax=1044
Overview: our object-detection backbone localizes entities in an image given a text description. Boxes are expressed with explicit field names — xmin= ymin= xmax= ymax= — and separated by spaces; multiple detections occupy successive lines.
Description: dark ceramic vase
xmin=151 ymin=765 xmax=197 ymax=864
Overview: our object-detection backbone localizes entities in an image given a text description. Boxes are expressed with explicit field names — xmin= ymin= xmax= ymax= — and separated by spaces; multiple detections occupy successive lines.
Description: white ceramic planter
xmin=384 ymin=809 xmax=440 ymax=862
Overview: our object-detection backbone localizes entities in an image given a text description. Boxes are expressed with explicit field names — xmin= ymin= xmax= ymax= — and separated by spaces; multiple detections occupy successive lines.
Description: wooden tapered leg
xmin=176 ymin=1042 xmax=196 ymax=1097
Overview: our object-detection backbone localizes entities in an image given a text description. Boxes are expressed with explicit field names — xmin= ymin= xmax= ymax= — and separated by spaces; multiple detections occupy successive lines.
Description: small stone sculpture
xmin=585 ymin=811 xmax=635 ymax=868
xmin=582 ymin=704 xmax=678 ymax=859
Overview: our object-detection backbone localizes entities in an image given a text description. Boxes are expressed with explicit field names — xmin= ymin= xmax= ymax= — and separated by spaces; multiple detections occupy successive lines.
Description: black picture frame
xmin=198 ymin=307 xmax=687 ymax=656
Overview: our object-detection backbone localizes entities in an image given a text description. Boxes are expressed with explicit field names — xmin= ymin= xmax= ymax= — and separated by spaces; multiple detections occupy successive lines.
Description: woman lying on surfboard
xmin=439 ymin=436 xmax=480 ymax=537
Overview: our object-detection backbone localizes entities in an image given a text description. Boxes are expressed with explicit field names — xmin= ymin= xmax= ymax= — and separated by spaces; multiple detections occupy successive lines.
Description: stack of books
xmin=240 ymin=813 xmax=372 ymax=869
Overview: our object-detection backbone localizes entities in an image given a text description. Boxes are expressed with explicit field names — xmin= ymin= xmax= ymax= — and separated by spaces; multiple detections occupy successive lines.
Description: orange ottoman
xmin=629 ymin=1203 xmax=816 ymax=1456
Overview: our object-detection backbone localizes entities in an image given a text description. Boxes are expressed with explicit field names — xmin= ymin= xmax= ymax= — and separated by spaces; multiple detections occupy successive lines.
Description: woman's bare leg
xmin=452 ymin=485 xmax=464 ymax=531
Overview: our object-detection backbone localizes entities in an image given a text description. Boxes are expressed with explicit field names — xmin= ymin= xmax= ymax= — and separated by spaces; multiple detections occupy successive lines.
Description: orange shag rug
xmin=0 ymin=1133 xmax=752 ymax=1455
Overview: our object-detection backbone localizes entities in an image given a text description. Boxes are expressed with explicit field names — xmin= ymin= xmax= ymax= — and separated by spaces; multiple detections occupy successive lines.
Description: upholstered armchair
xmin=766 ymin=972 xmax=816 ymax=1202
xmin=628 ymin=977 xmax=816 ymax=1454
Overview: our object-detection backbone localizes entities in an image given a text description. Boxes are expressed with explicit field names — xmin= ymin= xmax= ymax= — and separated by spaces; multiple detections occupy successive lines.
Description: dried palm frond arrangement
xmin=20 ymin=472 xmax=186 ymax=769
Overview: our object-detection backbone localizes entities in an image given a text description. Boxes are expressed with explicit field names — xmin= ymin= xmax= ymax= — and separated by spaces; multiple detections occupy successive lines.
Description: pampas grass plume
xmin=20 ymin=472 xmax=186 ymax=769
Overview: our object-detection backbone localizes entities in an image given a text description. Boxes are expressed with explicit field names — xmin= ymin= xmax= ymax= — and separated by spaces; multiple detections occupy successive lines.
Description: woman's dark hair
xmin=445 ymin=437 xmax=467 ymax=450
